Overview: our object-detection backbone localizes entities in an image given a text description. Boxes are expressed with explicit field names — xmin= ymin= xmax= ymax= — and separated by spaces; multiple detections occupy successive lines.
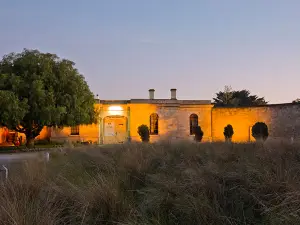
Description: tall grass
xmin=1 ymin=141 xmax=300 ymax=225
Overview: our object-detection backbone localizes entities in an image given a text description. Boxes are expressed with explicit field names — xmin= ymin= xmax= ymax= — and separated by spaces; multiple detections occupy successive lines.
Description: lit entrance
xmin=103 ymin=116 xmax=127 ymax=144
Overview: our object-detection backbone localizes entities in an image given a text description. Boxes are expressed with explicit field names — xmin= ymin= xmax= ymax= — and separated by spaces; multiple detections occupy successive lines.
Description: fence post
xmin=0 ymin=165 xmax=8 ymax=181
xmin=45 ymin=152 xmax=50 ymax=162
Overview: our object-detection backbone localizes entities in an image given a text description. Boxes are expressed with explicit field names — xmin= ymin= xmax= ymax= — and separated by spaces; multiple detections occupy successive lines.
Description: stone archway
xmin=103 ymin=116 xmax=127 ymax=144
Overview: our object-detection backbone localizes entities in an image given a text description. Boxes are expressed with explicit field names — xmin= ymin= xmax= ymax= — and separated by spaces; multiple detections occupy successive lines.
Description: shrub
xmin=193 ymin=125 xmax=204 ymax=142
xmin=137 ymin=124 xmax=150 ymax=142
xmin=224 ymin=124 xmax=234 ymax=141
xmin=252 ymin=122 xmax=269 ymax=141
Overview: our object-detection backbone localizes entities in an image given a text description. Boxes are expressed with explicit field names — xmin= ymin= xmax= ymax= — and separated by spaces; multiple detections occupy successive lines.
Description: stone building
xmin=50 ymin=88 xmax=214 ymax=144
xmin=1 ymin=88 xmax=300 ymax=145
xmin=49 ymin=89 xmax=300 ymax=144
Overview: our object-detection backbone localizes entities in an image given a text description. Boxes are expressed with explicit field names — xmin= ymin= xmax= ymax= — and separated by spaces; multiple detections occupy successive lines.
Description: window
xmin=150 ymin=113 xmax=159 ymax=135
xmin=71 ymin=125 xmax=80 ymax=135
xmin=189 ymin=114 xmax=198 ymax=135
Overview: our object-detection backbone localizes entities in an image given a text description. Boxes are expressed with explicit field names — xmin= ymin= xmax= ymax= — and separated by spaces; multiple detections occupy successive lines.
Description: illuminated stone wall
xmin=0 ymin=126 xmax=50 ymax=144
xmin=128 ymin=103 xmax=213 ymax=142
xmin=36 ymin=127 xmax=51 ymax=140
xmin=49 ymin=102 xmax=214 ymax=144
xmin=49 ymin=103 xmax=129 ymax=144
xmin=50 ymin=124 xmax=99 ymax=143
xmin=0 ymin=127 xmax=4 ymax=143
xmin=128 ymin=103 xmax=159 ymax=142
xmin=49 ymin=103 xmax=300 ymax=144
xmin=2 ymin=102 xmax=299 ymax=145
xmin=211 ymin=104 xmax=300 ymax=142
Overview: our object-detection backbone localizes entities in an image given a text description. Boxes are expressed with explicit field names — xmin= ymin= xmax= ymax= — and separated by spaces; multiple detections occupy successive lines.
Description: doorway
xmin=103 ymin=116 xmax=127 ymax=144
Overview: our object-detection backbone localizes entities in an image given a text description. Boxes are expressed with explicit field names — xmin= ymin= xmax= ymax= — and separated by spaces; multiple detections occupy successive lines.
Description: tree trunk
xmin=26 ymin=137 xmax=35 ymax=148
xmin=23 ymin=125 xmax=44 ymax=148
xmin=25 ymin=132 xmax=36 ymax=148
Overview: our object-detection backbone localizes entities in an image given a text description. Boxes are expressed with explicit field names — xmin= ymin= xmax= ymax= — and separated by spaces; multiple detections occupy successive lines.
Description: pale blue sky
xmin=0 ymin=0 xmax=299 ymax=103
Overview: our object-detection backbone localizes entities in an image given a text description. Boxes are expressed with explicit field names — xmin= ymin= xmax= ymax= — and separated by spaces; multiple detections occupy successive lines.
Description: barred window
xmin=71 ymin=125 xmax=80 ymax=135
xmin=150 ymin=113 xmax=159 ymax=135
xmin=190 ymin=114 xmax=198 ymax=135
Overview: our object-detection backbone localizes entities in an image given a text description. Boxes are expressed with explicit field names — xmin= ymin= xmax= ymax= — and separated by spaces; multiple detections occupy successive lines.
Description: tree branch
xmin=32 ymin=125 xmax=44 ymax=137
xmin=15 ymin=125 xmax=26 ymax=133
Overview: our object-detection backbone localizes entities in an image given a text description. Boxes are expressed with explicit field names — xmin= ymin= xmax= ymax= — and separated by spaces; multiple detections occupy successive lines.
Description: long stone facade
xmin=212 ymin=103 xmax=300 ymax=142
xmin=50 ymin=97 xmax=214 ymax=144
xmin=1 ymin=89 xmax=300 ymax=145
xmin=49 ymin=89 xmax=300 ymax=144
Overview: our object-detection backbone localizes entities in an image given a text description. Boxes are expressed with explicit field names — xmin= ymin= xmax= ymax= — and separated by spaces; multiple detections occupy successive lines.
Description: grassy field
xmin=1 ymin=141 xmax=300 ymax=225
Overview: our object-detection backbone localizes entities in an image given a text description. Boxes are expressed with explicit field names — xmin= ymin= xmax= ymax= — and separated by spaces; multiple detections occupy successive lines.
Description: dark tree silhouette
xmin=213 ymin=86 xmax=267 ymax=107
xmin=138 ymin=124 xmax=150 ymax=142
xmin=252 ymin=122 xmax=269 ymax=141
xmin=224 ymin=124 xmax=234 ymax=141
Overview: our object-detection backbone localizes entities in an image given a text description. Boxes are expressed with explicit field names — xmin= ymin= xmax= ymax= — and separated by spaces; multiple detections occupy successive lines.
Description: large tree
xmin=213 ymin=86 xmax=267 ymax=107
xmin=0 ymin=49 xmax=96 ymax=147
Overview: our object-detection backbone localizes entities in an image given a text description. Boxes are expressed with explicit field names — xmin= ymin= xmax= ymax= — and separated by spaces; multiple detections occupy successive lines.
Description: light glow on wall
xmin=108 ymin=105 xmax=124 ymax=116
xmin=108 ymin=106 xmax=123 ymax=111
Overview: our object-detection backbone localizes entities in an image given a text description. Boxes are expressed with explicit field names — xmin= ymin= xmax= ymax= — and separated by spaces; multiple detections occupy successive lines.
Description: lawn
xmin=0 ymin=141 xmax=300 ymax=224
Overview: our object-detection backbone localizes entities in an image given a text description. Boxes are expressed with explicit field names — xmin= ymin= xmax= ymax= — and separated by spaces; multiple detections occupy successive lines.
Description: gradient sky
xmin=0 ymin=0 xmax=299 ymax=103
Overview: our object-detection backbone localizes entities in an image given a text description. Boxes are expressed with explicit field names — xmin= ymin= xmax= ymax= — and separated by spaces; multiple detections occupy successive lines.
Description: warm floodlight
xmin=108 ymin=105 xmax=123 ymax=116
xmin=108 ymin=106 xmax=123 ymax=111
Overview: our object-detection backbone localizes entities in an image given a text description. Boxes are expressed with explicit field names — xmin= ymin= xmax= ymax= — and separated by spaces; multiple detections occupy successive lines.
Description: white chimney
xmin=170 ymin=88 xmax=177 ymax=100
xmin=149 ymin=89 xmax=155 ymax=99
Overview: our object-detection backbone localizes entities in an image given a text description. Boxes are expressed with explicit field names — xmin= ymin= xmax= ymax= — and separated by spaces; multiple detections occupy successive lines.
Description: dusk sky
xmin=0 ymin=0 xmax=299 ymax=103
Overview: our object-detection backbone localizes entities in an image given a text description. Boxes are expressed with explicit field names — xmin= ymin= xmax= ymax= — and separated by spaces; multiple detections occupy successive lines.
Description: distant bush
xmin=252 ymin=122 xmax=269 ymax=141
xmin=224 ymin=124 xmax=234 ymax=141
xmin=138 ymin=124 xmax=150 ymax=142
xmin=194 ymin=125 xmax=204 ymax=142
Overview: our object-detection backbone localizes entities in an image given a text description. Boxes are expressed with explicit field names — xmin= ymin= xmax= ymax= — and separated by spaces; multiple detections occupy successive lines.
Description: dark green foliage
xmin=252 ymin=122 xmax=269 ymax=141
xmin=0 ymin=49 xmax=96 ymax=146
xmin=213 ymin=86 xmax=267 ymax=107
xmin=138 ymin=124 xmax=150 ymax=142
xmin=194 ymin=125 xmax=204 ymax=142
xmin=224 ymin=124 xmax=234 ymax=141
xmin=0 ymin=90 xmax=28 ymax=127
xmin=292 ymin=99 xmax=300 ymax=104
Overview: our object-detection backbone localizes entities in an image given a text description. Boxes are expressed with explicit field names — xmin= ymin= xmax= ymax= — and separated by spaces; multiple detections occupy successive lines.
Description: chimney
xmin=149 ymin=89 xmax=155 ymax=99
xmin=170 ymin=88 xmax=177 ymax=100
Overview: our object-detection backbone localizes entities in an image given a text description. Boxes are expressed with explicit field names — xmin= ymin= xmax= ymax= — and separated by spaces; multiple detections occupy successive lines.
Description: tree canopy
xmin=213 ymin=86 xmax=267 ymax=107
xmin=0 ymin=49 xmax=96 ymax=146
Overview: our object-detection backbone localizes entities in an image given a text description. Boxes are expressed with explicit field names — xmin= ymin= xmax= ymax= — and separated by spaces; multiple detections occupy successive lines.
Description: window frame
xmin=189 ymin=114 xmax=198 ymax=135
xmin=150 ymin=113 xmax=159 ymax=135
xmin=70 ymin=125 xmax=80 ymax=136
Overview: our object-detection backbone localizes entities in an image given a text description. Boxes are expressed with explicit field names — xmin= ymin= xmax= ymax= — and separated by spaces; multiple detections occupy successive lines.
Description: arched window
xmin=150 ymin=113 xmax=159 ymax=135
xmin=190 ymin=114 xmax=198 ymax=135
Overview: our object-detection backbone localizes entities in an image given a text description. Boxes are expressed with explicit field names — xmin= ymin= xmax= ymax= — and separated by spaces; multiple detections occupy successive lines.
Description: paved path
xmin=0 ymin=151 xmax=49 ymax=167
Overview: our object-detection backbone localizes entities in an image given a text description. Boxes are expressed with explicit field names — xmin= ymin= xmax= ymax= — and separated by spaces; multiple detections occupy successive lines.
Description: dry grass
xmin=1 ymin=141 xmax=300 ymax=225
